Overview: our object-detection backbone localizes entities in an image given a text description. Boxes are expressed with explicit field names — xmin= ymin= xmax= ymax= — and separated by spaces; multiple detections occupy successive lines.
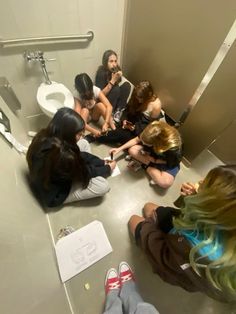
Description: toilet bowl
xmin=37 ymin=81 xmax=74 ymax=118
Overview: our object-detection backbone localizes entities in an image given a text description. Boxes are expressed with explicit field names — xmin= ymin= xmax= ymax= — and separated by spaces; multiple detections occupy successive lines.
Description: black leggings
xmin=96 ymin=128 xmax=135 ymax=145
xmin=107 ymin=81 xmax=131 ymax=113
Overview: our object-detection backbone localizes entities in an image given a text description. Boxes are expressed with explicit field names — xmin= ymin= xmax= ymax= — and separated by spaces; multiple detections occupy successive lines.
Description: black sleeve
xmin=80 ymin=152 xmax=111 ymax=178
xmin=135 ymin=206 xmax=181 ymax=243
xmin=80 ymin=152 xmax=104 ymax=166
xmin=134 ymin=114 xmax=150 ymax=136
xmin=165 ymin=148 xmax=182 ymax=168
xmin=156 ymin=206 xmax=181 ymax=233
xmin=95 ymin=67 xmax=108 ymax=89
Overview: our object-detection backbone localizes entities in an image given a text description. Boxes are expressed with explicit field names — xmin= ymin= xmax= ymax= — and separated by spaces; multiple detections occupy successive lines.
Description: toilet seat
xmin=37 ymin=81 xmax=74 ymax=117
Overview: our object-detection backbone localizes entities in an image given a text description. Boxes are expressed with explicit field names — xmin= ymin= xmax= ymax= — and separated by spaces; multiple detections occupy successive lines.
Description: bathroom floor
xmin=48 ymin=145 xmax=235 ymax=314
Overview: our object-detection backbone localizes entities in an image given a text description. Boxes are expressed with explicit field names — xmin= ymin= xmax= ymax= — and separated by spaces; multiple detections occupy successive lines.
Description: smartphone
xmin=111 ymin=66 xmax=119 ymax=73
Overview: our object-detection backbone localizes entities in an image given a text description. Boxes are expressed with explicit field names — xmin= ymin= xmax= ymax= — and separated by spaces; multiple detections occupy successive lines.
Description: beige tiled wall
xmin=0 ymin=0 xmax=125 ymax=130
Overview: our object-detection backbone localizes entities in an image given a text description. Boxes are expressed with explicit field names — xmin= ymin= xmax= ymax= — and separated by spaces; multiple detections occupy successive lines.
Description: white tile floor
xmin=48 ymin=145 xmax=234 ymax=314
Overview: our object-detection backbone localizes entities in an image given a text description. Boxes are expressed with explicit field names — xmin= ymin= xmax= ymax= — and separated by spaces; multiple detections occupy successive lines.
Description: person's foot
xmin=109 ymin=119 xmax=116 ymax=130
xmin=119 ymin=261 xmax=135 ymax=285
xmin=149 ymin=179 xmax=157 ymax=186
xmin=125 ymin=154 xmax=132 ymax=161
xmin=105 ymin=268 xmax=121 ymax=295
xmin=127 ymin=160 xmax=142 ymax=172
xmin=113 ymin=110 xmax=122 ymax=123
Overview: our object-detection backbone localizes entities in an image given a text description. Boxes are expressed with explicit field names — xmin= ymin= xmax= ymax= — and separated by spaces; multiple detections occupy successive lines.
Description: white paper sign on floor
xmin=55 ymin=220 xmax=113 ymax=282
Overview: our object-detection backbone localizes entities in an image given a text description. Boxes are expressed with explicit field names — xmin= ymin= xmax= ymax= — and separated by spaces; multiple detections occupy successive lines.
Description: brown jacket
xmin=140 ymin=218 xmax=235 ymax=303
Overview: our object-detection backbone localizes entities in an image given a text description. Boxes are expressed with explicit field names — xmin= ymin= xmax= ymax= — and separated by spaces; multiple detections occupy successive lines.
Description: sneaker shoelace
xmin=106 ymin=277 xmax=120 ymax=294
xmin=120 ymin=270 xmax=134 ymax=284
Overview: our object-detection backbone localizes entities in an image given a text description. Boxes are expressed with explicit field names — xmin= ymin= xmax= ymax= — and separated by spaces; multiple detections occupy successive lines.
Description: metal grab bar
xmin=0 ymin=31 xmax=94 ymax=48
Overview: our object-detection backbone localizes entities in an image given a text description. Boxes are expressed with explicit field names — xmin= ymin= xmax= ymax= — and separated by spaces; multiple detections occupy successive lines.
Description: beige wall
xmin=0 ymin=96 xmax=71 ymax=314
xmin=122 ymin=0 xmax=236 ymax=163
xmin=0 ymin=0 xmax=125 ymax=131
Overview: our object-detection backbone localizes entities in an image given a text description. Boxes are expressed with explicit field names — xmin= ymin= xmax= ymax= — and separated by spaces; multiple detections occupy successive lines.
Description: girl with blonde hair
xmin=110 ymin=121 xmax=182 ymax=188
xmin=129 ymin=165 xmax=236 ymax=302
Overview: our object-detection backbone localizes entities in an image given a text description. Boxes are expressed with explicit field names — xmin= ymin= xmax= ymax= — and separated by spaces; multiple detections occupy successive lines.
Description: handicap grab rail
xmin=0 ymin=31 xmax=94 ymax=48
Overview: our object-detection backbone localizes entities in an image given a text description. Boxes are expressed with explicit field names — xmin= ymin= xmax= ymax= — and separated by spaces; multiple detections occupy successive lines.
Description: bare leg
xmin=91 ymin=102 xmax=106 ymax=121
xmin=128 ymin=145 xmax=150 ymax=164
xmin=143 ymin=202 xmax=159 ymax=219
xmin=128 ymin=215 xmax=145 ymax=236
xmin=80 ymin=107 xmax=90 ymax=123
xmin=146 ymin=167 xmax=174 ymax=189
xmin=92 ymin=102 xmax=115 ymax=130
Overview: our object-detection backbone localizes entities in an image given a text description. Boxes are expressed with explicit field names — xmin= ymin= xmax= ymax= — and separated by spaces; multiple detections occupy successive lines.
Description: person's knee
xmin=128 ymin=146 xmax=138 ymax=157
xmin=128 ymin=215 xmax=137 ymax=230
xmin=97 ymin=178 xmax=110 ymax=195
xmin=153 ymin=175 xmax=174 ymax=189
xmin=77 ymin=138 xmax=91 ymax=153
xmin=143 ymin=202 xmax=158 ymax=218
xmin=121 ymin=81 xmax=131 ymax=94
xmin=143 ymin=202 xmax=154 ymax=212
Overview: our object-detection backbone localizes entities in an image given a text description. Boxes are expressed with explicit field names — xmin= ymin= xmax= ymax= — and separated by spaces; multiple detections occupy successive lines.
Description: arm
xmin=84 ymin=124 xmax=101 ymax=137
xmin=79 ymin=107 xmax=101 ymax=137
xmin=110 ymin=136 xmax=140 ymax=157
xmin=74 ymin=98 xmax=81 ymax=113
xmin=101 ymin=71 xmax=122 ymax=96
xmin=95 ymin=69 xmax=111 ymax=96
xmin=95 ymin=67 xmax=122 ymax=94
xmin=150 ymin=98 xmax=162 ymax=119
xmin=81 ymin=152 xmax=116 ymax=178
xmin=101 ymin=81 xmax=114 ymax=96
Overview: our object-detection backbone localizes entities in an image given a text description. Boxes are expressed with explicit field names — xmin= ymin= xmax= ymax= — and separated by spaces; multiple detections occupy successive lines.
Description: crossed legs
xmin=128 ymin=145 xmax=175 ymax=188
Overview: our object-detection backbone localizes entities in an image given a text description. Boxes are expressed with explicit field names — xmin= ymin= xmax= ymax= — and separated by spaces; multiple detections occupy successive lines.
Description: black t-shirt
xmin=95 ymin=66 xmax=122 ymax=89
xmin=142 ymin=145 xmax=182 ymax=168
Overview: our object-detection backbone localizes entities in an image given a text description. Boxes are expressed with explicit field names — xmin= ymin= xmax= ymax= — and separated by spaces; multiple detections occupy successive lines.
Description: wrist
xmin=109 ymin=81 xmax=114 ymax=86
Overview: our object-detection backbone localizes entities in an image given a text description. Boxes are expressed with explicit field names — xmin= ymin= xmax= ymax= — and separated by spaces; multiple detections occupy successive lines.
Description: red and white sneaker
xmin=105 ymin=268 xmax=121 ymax=295
xmin=119 ymin=261 xmax=135 ymax=285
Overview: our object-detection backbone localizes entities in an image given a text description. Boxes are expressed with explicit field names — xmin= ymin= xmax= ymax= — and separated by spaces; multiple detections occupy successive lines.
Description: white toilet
xmin=37 ymin=81 xmax=75 ymax=118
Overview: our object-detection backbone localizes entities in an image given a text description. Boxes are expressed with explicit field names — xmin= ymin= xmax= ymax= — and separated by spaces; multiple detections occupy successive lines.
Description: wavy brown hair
xmin=127 ymin=81 xmax=157 ymax=115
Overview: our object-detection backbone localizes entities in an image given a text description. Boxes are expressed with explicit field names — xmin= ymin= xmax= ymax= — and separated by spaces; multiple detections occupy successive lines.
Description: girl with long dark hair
xmin=95 ymin=50 xmax=131 ymax=119
xmin=27 ymin=108 xmax=116 ymax=208
xmin=86 ymin=80 xmax=164 ymax=145
xmin=74 ymin=73 xmax=116 ymax=137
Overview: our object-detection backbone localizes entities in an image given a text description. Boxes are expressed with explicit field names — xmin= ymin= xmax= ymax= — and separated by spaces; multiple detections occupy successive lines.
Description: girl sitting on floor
xmin=128 ymin=164 xmax=236 ymax=303
xmin=74 ymin=73 xmax=115 ymax=137
xmin=110 ymin=120 xmax=182 ymax=189
xmin=86 ymin=80 xmax=164 ymax=145
xmin=95 ymin=49 xmax=131 ymax=120
xmin=26 ymin=108 xmax=116 ymax=208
